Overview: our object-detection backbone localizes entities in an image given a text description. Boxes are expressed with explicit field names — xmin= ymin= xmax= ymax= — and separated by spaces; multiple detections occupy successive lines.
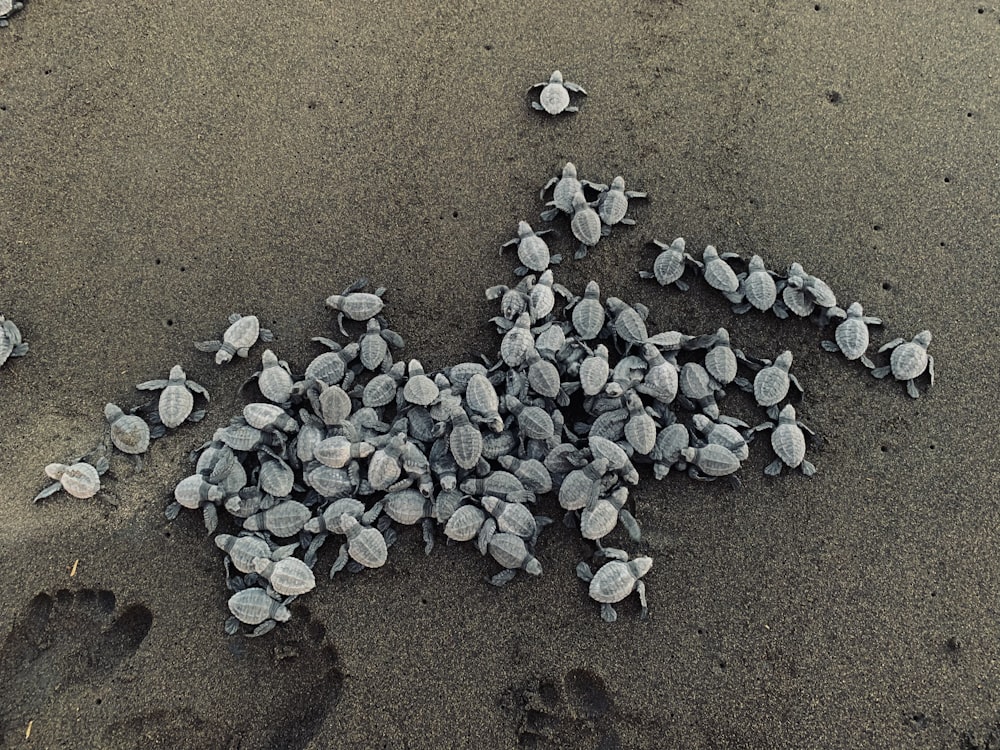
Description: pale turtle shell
xmin=254 ymin=557 xmax=316 ymax=596
xmin=343 ymin=516 xmax=388 ymax=568
xmin=682 ymin=444 xmax=741 ymax=476
xmin=890 ymin=340 xmax=929 ymax=380
xmin=702 ymin=246 xmax=739 ymax=293
xmin=834 ymin=316 xmax=870 ymax=360
xmin=572 ymin=282 xmax=605 ymax=340
xmin=488 ymin=533 xmax=541 ymax=574
xmin=47 ymin=462 xmax=102 ymax=499
xmin=243 ymin=500 xmax=311 ymax=537
xmin=589 ymin=558 xmax=652 ymax=604
xmin=539 ymin=80 xmax=570 ymax=114
xmin=228 ymin=588 xmax=291 ymax=626
xmin=444 ymin=504 xmax=487 ymax=542
xmin=215 ymin=533 xmax=272 ymax=573
xmin=571 ymin=193 xmax=602 ymax=246
xmin=105 ymin=406 xmax=151 ymax=455
xmin=771 ymin=420 xmax=807 ymax=469
xmin=743 ymin=264 xmax=778 ymax=310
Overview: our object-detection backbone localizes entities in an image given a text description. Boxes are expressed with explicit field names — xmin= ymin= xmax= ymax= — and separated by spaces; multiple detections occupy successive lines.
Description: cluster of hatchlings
xmin=23 ymin=73 xmax=935 ymax=633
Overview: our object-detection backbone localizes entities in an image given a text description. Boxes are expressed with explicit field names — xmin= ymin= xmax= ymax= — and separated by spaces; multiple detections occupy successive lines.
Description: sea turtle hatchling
xmin=253 ymin=557 xmax=316 ymax=597
xmin=569 ymin=280 xmax=606 ymax=341
xmin=325 ymin=278 xmax=386 ymax=336
xmin=529 ymin=70 xmax=587 ymax=115
xmin=755 ymin=404 xmax=816 ymax=477
xmin=136 ymin=364 xmax=209 ymax=429
xmin=570 ymin=191 xmax=603 ymax=259
xmin=104 ymin=403 xmax=164 ymax=462
xmin=540 ymin=162 xmax=586 ymax=221
xmin=486 ymin=532 xmax=542 ymax=586
xmin=701 ymin=245 xmax=742 ymax=298
xmin=596 ymin=176 xmax=647 ymax=229
xmin=732 ymin=255 xmax=780 ymax=314
xmin=247 ymin=349 xmax=294 ymax=404
xmin=0 ymin=314 xmax=28 ymax=367
xmin=871 ymin=330 xmax=934 ymax=398
xmin=358 ymin=318 xmax=405 ymax=372
xmin=502 ymin=221 xmax=559 ymax=276
xmin=34 ymin=457 xmax=110 ymax=502
xmin=330 ymin=514 xmax=389 ymax=577
xmin=0 ymin=1 xmax=24 ymax=28
xmin=195 ymin=313 xmax=274 ymax=365
xmin=639 ymin=237 xmax=703 ymax=292
xmin=821 ymin=302 xmax=882 ymax=367
xmin=576 ymin=548 xmax=653 ymax=622
xmin=740 ymin=350 xmax=803 ymax=418
xmin=226 ymin=587 xmax=293 ymax=638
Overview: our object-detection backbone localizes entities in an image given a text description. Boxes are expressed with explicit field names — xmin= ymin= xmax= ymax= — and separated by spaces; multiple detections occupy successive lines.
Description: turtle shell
xmin=890 ymin=341 xmax=929 ymax=380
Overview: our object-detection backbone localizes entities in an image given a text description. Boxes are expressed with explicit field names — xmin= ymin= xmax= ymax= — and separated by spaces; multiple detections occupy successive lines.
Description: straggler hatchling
xmin=34 ymin=457 xmax=110 ymax=502
xmin=639 ymin=237 xmax=702 ymax=292
xmin=871 ymin=330 xmax=934 ymax=398
xmin=821 ymin=302 xmax=882 ymax=367
xmin=0 ymin=314 xmax=28 ymax=367
xmin=530 ymin=70 xmax=587 ymax=115
xmin=502 ymin=221 xmax=559 ymax=276
xmin=104 ymin=403 xmax=164 ymax=465
xmin=576 ymin=548 xmax=652 ymax=622
xmin=136 ymin=364 xmax=209 ymax=429
xmin=226 ymin=587 xmax=292 ymax=637
xmin=195 ymin=313 xmax=274 ymax=365
xmin=325 ymin=278 xmax=386 ymax=336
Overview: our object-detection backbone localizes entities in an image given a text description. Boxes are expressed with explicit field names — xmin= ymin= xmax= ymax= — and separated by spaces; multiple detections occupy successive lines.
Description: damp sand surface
xmin=1 ymin=2 xmax=999 ymax=748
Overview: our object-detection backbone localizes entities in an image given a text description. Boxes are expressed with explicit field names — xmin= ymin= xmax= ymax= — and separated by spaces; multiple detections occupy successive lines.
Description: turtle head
xmin=525 ymin=557 xmax=542 ymax=576
xmin=562 ymin=161 xmax=577 ymax=177
xmin=216 ymin=344 xmax=236 ymax=365
xmin=104 ymin=403 xmax=124 ymax=422
xmin=611 ymin=176 xmax=626 ymax=191
xmin=630 ymin=556 xmax=654 ymax=579
xmin=915 ymin=330 xmax=932 ymax=348
xmin=550 ymin=70 xmax=564 ymax=84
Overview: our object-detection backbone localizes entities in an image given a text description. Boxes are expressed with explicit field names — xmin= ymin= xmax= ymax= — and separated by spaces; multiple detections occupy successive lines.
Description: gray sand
xmin=1 ymin=2 xmax=999 ymax=748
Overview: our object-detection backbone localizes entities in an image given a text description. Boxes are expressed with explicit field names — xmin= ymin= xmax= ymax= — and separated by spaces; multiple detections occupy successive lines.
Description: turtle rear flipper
xmin=33 ymin=481 xmax=62 ymax=502
xmin=871 ymin=365 xmax=892 ymax=379
xmin=194 ymin=339 xmax=223 ymax=353
xmin=764 ymin=459 xmax=784 ymax=476
xmin=11 ymin=343 xmax=28 ymax=357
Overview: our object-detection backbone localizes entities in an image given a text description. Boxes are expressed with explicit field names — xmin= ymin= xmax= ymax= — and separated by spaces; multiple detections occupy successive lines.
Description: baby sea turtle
xmin=486 ymin=532 xmax=542 ymax=586
xmin=0 ymin=314 xmax=28 ymax=367
xmin=821 ymin=302 xmax=882 ymax=367
xmin=0 ymin=1 xmax=24 ymax=28
xmin=325 ymin=278 xmax=386 ymax=336
xmin=744 ymin=350 xmax=803 ymax=418
xmin=330 ymin=514 xmax=389 ymax=577
xmin=732 ymin=255 xmax=779 ymax=314
xmin=248 ymin=349 xmax=294 ymax=404
xmin=757 ymin=404 xmax=816 ymax=477
xmin=253 ymin=557 xmax=316 ymax=597
xmin=639 ymin=237 xmax=702 ymax=291
xmin=570 ymin=192 xmax=603 ymax=259
xmin=681 ymin=444 xmax=742 ymax=480
xmin=195 ymin=313 xmax=274 ymax=365
xmin=226 ymin=587 xmax=293 ymax=638
xmin=136 ymin=364 xmax=209 ymax=429
xmin=701 ymin=245 xmax=742 ymax=298
xmin=871 ymin=330 xmax=934 ymax=398
xmin=540 ymin=162 xmax=584 ymax=221
xmin=502 ymin=221 xmax=559 ymax=276
xmin=576 ymin=548 xmax=652 ymax=622
xmin=580 ymin=487 xmax=640 ymax=542
xmin=358 ymin=318 xmax=405 ymax=372
xmin=34 ymin=457 xmax=110 ymax=502
xmin=569 ymin=280 xmax=606 ymax=340
xmin=596 ymin=176 xmax=647 ymax=228
xmin=104 ymin=403 xmax=164 ymax=462
xmin=530 ymin=70 xmax=587 ymax=115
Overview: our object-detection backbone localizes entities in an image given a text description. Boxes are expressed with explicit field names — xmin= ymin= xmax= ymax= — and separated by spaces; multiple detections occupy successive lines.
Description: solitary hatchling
xmin=502 ymin=221 xmax=558 ymax=276
xmin=226 ymin=587 xmax=292 ymax=637
xmin=576 ymin=548 xmax=652 ymax=622
xmin=639 ymin=237 xmax=702 ymax=292
xmin=34 ymin=457 xmax=110 ymax=502
xmin=0 ymin=314 xmax=28 ymax=367
xmin=570 ymin=192 xmax=603 ymax=259
xmin=325 ymin=278 xmax=386 ymax=336
xmin=136 ymin=364 xmax=209 ymax=429
xmin=530 ymin=70 xmax=586 ymax=115
xmin=195 ymin=313 xmax=274 ymax=365
xmin=871 ymin=330 xmax=934 ymax=398
xmin=821 ymin=302 xmax=881 ymax=367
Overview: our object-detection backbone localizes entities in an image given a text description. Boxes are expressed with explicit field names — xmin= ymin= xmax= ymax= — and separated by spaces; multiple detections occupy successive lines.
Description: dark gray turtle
xmin=576 ymin=548 xmax=652 ymax=622
xmin=104 ymin=403 xmax=162 ymax=458
xmin=639 ymin=237 xmax=702 ymax=291
xmin=195 ymin=313 xmax=274 ymax=365
xmin=681 ymin=444 xmax=742 ymax=480
xmin=701 ymin=245 xmax=742 ymax=297
xmin=34 ymin=457 xmax=110 ymax=502
xmin=732 ymin=255 xmax=779 ymax=314
xmin=251 ymin=349 xmax=294 ymax=404
xmin=502 ymin=221 xmax=559 ymax=276
xmin=650 ymin=422 xmax=690 ymax=480
xmin=486 ymin=532 xmax=542 ymax=586
xmin=872 ymin=330 xmax=934 ymax=398
xmin=570 ymin=280 xmax=605 ymax=341
xmin=253 ymin=557 xmax=316 ymax=597
xmin=530 ymin=70 xmax=586 ymax=115
xmin=540 ymin=162 xmax=583 ymax=220
xmin=570 ymin=191 xmax=602 ymax=259
xmin=758 ymin=404 xmax=816 ymax=476
xmin=358 ymin=318 xmax=405 ymax=372
xmin=821 ymin=302 xmax=881 ymax=367
xmin=0 ymin=314 xmax=28 ymax=367
xmin=580 ymin=487 xmax=640 ymax=542
xmin=226 ymin=587 xmax=292 ymax=637
xmin=136 ymin=364 xmax=209 ymax=429
xmin=596 ymin=176 xmax=646 ymax=228
xmin=0 ymin=1 xmax=24 ymax=28
xmin=324 ymin=278 xmax=386 ymax=336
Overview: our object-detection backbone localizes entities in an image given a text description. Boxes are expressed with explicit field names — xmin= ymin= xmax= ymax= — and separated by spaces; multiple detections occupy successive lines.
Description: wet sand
xmin=1 ymin=2 xmax=999 ymax=748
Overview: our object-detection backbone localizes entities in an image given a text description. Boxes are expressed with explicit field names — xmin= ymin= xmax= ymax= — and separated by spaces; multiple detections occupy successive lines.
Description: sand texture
xmin=1 ymin=1 xmax=999 ymax=748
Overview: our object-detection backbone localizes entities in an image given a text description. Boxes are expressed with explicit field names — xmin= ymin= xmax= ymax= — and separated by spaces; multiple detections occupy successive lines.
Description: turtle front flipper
xmin=600 ymin=603 xmax=618 ymax=623
xmin=194 ymin=339 xmax=223 ymax=353
xmin=33 ymin=481 xmax=63 ymax=502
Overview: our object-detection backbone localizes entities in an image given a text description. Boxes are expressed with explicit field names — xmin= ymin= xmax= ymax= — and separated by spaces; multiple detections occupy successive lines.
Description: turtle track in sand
xmin=0 ymin=588 xmax=153 ymax=742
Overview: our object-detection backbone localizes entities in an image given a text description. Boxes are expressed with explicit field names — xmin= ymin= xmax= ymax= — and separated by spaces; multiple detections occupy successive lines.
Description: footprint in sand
xmin=510 ymin=667 xmax=622 ymax=750
xmin=0 ymin=588 xmax=153 ymax=741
